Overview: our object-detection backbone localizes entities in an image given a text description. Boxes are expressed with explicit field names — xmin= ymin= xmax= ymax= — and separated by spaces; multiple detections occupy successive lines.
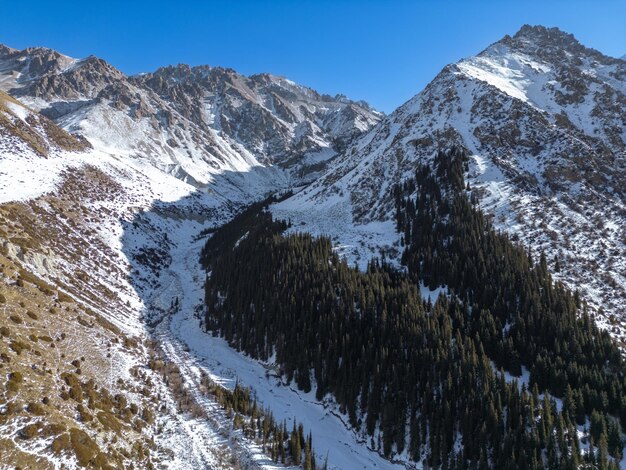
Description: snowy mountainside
xmin=0 ymin=53 xmax=388 ymax=467
xmin=0 ymin=103 xmax=314 ymax=468
xmin=0 ymin=89 xmax=90 ymax=159
xmin=0 ymin=44 xmax=381 ymax=190
xmin=133 ymin=65 xmax=381 ymax=167
xmin=1 ymin=24 xmax=626 ymax=469
xmin=274 ymin=25 xmax=626 ymax=337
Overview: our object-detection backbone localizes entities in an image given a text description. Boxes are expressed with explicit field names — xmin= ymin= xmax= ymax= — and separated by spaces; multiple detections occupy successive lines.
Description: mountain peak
xmin=0 ymin=43 xmax=17 ymax=56
xmin=513 ymin=24 xmax=577 ymax=43
xmin=495 ymin=24 xmax=582 ymax=54
xmin=492 ymin=24 xmax=617 ymax=66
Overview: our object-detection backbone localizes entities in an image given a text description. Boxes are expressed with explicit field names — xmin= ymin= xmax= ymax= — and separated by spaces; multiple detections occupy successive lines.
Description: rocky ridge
xmin=0 ymin=45 xmax=381 ymax=189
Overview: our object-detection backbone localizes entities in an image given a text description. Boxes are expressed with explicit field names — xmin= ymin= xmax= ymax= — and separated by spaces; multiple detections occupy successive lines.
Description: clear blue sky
xmin=1 ymin=1 xmax=624 ymax=112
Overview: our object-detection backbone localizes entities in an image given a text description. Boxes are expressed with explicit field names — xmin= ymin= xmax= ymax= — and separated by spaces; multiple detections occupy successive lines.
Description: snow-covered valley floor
xmin=0 ymin=136 xmax=411 ymax=468
xmin=138 ymin=214 xmax=408 ymax=469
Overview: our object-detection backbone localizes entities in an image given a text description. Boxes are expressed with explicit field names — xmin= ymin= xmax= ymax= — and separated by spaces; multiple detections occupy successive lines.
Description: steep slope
xmin=203 ymin=148 xmax=626 ymax=468
xmin=0 ymin=44 xmax=381 ymax=190
xmin=0 ymin=99 xmax=330 ymax=468
xmin=133 ymin=65 xmax=380 ymax=169
xmin=274 ymin=25 xmax=626 ymax=334
xmin=0 ymin=90 xmax=90 ymax=158
xmin=0 ymin=105 xmax=178 ymax=468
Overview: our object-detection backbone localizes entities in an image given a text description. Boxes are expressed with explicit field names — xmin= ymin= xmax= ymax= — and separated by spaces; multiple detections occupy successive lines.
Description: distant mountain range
xmin=0 ymin=43 xmax=381 ymax=189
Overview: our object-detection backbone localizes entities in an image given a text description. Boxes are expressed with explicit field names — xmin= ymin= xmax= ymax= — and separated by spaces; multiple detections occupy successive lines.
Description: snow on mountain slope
xmin=0 ymin=138 xmax=403 ymax=468
xmin=0 ymin=101 xmax=297 ymax=467
xmin=273 ymin=25 xmax=626 ymax=339
xmin=134 ymin=66 xmax=382 ymax=168
xmin=0 ymin=47 xmax=389 ymax=466
xmin=0 ymin=44 xmax=381 ymax=193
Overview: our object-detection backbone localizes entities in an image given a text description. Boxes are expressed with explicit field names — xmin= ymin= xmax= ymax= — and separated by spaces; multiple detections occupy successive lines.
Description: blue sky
xmin=1 ymin=1 xmax=624 ymax=112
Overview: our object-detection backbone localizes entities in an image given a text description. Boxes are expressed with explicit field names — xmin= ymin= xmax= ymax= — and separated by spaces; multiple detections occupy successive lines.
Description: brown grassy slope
xmin=0 ymin=166 xmax=169 ymax=468
xmin=0 ymin=90 xmax=91 ymax=156
xmin=0 ymin=247 xmax=164 ymax=468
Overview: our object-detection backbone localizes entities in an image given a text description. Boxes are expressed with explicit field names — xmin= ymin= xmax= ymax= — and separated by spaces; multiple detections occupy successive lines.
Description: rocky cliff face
xmin=134 ymin=65 xmax=380 ymax=167
xmin=275 ymin=25 xmax=626 ymax=334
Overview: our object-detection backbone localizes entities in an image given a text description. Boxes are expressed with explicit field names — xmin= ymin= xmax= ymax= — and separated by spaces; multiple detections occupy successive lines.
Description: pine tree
xmin=291 ymin=420 xmax=301 ymax=465
xmin=598 ymin=433 xmax=609 ymax=470
xmin=607 ymin=419 xmax=623 ymax=459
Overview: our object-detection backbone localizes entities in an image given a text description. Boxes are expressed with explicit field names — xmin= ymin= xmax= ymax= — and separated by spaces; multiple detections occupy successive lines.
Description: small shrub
xmin=57 ymin=291 xmax=73 ymax=303
xmin=27 ymin=402 xmax=45 ymax=415
xmin=51 ymin=432 xmax=71 ymax=454
xmin=142 ymin=407 xmax=155 ymax=425
xmin=6 ymin=371 xmax=24 ymax=392
xmin=97 ymin=411 xmax=123 ymax=432
xmin=3 ymin=401 xmax=21 ymax=415
xmin=20 ymin=423 xmax=40 ymax=439
xmin=76 ymin=316 xmax=92 ymax=328
xmin=42 ymin=422 xmax=66 ymax=437
xmin=77 ymin=404 xmax=93 ymax=422
xmin=71 ymin=427 xmax=100 ymax=466
xmin=61 ymin=372 xmax=83 ymax=401
xmin=7 ymin=380 xmax=20 ymax=393
xmin=9 ymin=340 xmax=30 ymax=355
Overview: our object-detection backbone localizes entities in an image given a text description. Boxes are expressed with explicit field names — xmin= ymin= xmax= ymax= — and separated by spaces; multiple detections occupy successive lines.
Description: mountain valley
xmin=0 ymin=24 xmax=625 ymax=469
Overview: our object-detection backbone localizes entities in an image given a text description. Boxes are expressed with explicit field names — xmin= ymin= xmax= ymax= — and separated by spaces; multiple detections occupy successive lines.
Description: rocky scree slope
xmin=274 ymin=25 xmax=626 ymax=337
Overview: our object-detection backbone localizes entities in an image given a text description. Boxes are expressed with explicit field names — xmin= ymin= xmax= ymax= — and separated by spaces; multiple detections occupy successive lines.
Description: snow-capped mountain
xmin=1 ymin=24 xmax=625 ymax=469
xmin=0 ymin=44 xmax=381 ymax=191
xmin=275 ymin=25 xmax=626 ymax=334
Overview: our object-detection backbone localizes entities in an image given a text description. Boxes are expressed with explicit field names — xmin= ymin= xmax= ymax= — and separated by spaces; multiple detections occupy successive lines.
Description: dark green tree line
xmin=199 ymin=147 xmax=625 ymax=468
